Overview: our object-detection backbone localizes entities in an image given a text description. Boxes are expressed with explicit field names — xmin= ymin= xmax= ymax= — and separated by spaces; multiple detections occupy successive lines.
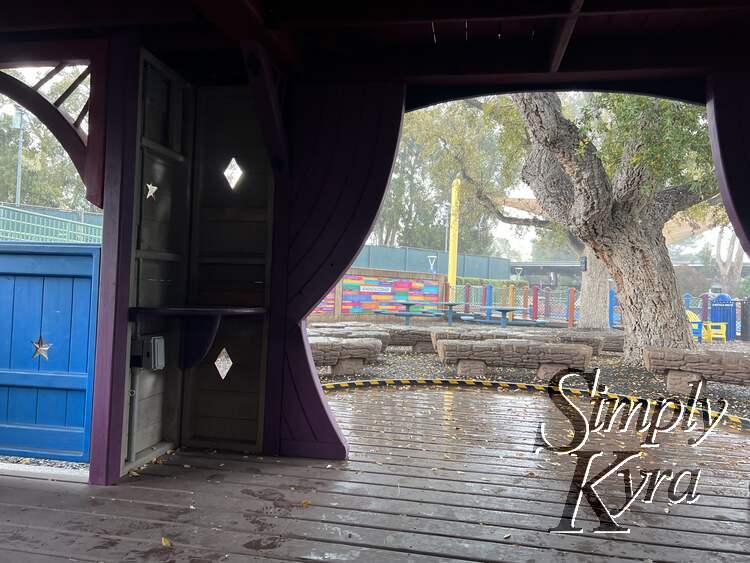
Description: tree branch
xmin=437 ymin=133 xmax=552 ymax=229
xmin=649 ymin=184 xmax=717 ymax=224
xmin=469 ymin=181 xmax=551 ymax=228
xmin=519 ymin=144 xmax=576 ymax=227
xmin=510 ymin=92 xmax=613 ymax=227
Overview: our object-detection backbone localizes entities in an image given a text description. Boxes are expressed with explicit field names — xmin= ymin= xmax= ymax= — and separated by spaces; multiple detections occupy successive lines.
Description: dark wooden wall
xmin=124 ymin=54 xmax=193 ymax=468
xmin=180 ymin=87 xmax=271 ymax=452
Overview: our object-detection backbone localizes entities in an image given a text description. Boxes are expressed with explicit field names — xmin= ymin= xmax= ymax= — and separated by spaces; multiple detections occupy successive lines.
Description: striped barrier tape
xmin=321 ymin=378 xmax=750 ymax=432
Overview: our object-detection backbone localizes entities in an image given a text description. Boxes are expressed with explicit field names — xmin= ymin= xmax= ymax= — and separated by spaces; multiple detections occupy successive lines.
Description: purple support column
xmin=89 ymin=33 xmax=140 ymax=485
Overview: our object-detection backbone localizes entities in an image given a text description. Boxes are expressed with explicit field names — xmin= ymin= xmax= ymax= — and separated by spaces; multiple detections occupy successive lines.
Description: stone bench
xmin=430 ymin=328 xmax=603 ymax=355
xmin=436 ymin=338 xmax=593 ymax=380
xmin=308 ymin=336 xmax=382 ymax=375
xmin=381 ymin=325 xmax=436 ymax=353
xmin=644 ymin=347 xmax=750 ymax=393
xmin=307 ymin=327 xmax=390 ymax=351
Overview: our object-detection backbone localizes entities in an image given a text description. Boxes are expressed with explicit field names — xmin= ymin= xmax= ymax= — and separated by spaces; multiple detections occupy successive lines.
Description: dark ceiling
xmin=2 ymin=1 xmax=749 ymax=107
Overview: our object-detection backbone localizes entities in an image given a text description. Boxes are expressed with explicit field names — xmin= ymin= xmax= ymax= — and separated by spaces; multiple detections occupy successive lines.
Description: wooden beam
xmin=193 ymin=0 xmax=297 ymax=66
xmin=0 ymin=1 xmax=195 ymax=32
xmin=31 ymin=61 xmax=64 ymax=90
xmin=0 ymin=39 xmax=102 ymax=67
xmin=549 ymin=0 xmax=584 ymax=73
xmin=53 ymin=65 xmax=91 ymax=107
xmin=275 ymin=1 xmax=750 ymax=28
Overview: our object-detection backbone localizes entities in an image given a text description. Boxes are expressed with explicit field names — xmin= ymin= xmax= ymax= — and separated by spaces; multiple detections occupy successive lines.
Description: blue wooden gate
xmin=0 ymin=243 xmax=99 ymax=461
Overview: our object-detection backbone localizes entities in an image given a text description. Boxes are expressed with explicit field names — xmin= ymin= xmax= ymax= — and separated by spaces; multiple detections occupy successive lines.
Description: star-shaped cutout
xmin=145 ymin=183 xmax=159 ymax=200
xmin=32 ymin=335 xmax=52 ymax=361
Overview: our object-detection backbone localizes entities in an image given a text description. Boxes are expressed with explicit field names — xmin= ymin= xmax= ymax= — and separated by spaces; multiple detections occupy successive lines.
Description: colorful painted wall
xmin=310 ymin=268 xmax=445 ymax=319
xmin=341 ymin=274 xmax=439 ymax=314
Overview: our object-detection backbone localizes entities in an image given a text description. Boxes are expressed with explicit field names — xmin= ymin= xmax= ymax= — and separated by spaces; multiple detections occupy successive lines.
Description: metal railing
xmin=0 ymin=204 xmax=102 ymax=243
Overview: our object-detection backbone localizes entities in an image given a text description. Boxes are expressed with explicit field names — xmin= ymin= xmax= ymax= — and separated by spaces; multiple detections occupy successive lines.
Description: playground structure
xmin=311 ymin=268 xmax=625 ymax=329
xmin=312 ymin=271 xmax=750 ymax=340
xmin=684 ymin=292 xmax=742 ymax=342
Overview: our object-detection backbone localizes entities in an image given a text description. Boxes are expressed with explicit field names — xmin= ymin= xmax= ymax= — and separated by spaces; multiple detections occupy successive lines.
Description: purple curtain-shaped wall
xmin=707 ymin=74 xmax=750 ymax=253
xmin=259 ymin=75 xmax=405 ymax=458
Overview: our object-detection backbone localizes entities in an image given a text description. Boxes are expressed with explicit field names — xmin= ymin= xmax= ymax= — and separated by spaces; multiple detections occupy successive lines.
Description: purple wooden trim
xmin=84 ymin=48 xmax=108 ymax=209
xmin=0 ymin=71 xmax=86 ymax=175
xmin=244 ymin=42 xmax=289 ymax=456
xmin=89 ymin=34 xmax=140 ymax=485
xmin=246 ymin=42 xmax=404 ymax=460
xmin=0 ymin=39 xmax=97 ymax=66
xmin=707 ymin=73 xmax=750 ymax=254
xmin=0 ymin=39 xmax=109 ymax=209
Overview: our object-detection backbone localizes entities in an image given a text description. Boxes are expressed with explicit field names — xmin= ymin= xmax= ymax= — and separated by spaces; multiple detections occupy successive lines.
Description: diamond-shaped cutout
xmin=223 ymin=158 xmax=243 ymax=190
xmin=214 ymin=348 xmax=233 ymax=380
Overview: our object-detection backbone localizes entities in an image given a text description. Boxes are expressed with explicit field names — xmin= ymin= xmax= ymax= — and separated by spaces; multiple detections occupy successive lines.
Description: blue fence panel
xmin=464 ymin=255 xmax=489 ymax=278
xmin=0 ymin=243 xmax=99 ymax=461
xmin=488 ymin=257 xmax=511 ymax=280
xmin=710 ymin=293 xmax=737 ymax=340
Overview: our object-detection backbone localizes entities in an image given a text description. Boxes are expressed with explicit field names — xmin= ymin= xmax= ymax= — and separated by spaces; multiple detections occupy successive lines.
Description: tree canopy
xmin=371 ymin=103 xmax=521 ymax=257
xmin=0 ymin=67 xmax=91 ymax=212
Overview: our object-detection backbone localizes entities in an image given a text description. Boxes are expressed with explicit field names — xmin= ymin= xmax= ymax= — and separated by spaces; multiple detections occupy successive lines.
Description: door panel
xmin=0 ymin=244 xmax=99 ymax=461
xmin=181 ymin=87 xmax=270 ymax=451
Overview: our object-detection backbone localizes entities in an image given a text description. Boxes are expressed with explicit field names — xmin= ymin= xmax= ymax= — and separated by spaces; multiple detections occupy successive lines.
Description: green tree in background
xmin=0 ymin=66 xmax=92 ymax=212
xmin=371 ymin=103 xmax=519 ymax=257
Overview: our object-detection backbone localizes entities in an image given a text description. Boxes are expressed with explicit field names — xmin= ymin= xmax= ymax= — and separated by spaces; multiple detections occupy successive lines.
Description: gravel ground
xmin=318 ymin=345 xmax=750 ymax=420
xmin=0 ymin=455 xmax=88 ymax=471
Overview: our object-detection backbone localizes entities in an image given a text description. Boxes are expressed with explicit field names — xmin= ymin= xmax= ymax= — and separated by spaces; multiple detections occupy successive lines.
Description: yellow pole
xmin=448 ymin=178 xmax=461 ymax=289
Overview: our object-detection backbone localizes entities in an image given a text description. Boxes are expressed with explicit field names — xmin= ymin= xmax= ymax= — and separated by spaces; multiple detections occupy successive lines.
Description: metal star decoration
xmin=32 ymin=335 xmax=52 ymax=361
xmin=145 ymin=183 xmax=159 ymax=200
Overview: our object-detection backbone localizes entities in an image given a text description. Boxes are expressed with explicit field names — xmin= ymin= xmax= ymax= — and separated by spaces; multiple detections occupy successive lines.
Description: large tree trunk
xmin=596 ymin=224 xmax=694 ymax=364
xmin=578 ymin=247 xmax=610 ymax=329
xmin=510 ymin=92 xmax=703 ymax=365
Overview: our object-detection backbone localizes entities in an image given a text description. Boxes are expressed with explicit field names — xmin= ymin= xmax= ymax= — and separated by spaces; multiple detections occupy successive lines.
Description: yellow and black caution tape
xmin=322 ymin=378 xmax=750 ymax=432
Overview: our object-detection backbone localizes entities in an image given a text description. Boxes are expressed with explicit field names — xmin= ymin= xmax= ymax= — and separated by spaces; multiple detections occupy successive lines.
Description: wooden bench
xmin=308 ymin=336 xmax=382 ymax=375
xmin=436 ymin=338 xmax=593 ymax=381
xmin=644 ymin=347 xmax=750 ymax=393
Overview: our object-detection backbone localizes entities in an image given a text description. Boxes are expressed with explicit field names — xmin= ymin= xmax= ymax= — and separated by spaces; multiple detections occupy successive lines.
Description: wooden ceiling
xmin=2 ymin=1 xmax=749 ymax=105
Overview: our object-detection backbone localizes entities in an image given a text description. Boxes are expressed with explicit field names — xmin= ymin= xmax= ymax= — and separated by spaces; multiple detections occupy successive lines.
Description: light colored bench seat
xmin=308 ymin=336 xmax=382 ymax=375
xmin=436 ymin=338 xmax=593 ymax=381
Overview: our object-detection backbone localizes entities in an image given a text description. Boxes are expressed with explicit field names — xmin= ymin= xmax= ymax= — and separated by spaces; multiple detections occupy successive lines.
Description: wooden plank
xmin=69 ymin=277 xmax=92 ymax=373
xmin=0 ymin=276 xmax=14 ymax=369
xmin=39 ymin=276 xmax=73 ymax=372
xmin=3 ymin=386 xmax=750 ymax=560
xmin=134 ymin=456 xmax=750 ymax=532
xmin=10 ymin=276 xmax=43 ymax=372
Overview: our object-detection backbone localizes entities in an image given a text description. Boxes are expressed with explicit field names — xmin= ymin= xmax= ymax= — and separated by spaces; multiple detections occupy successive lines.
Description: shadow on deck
xmin=0 ymin=386 xmax=749 ymax=561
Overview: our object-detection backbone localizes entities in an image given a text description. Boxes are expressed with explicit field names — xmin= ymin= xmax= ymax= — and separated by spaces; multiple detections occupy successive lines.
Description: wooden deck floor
xmin=0 ymin=385 xmax=749 ymax=562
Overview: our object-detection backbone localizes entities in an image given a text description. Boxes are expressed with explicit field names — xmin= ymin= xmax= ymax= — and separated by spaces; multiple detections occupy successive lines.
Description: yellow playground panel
xmin=686 ymin=310 xmax=728 ymax=343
